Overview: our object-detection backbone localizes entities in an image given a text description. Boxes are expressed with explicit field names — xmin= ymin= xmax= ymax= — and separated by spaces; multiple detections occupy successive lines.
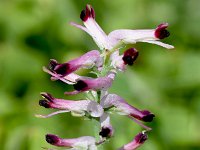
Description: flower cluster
xmin=37 ymin=4 xmax=173 ymax=150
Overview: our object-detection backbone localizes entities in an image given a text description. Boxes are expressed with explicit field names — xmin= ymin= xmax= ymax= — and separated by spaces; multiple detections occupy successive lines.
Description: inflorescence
xmin=36 ymin=4 xmax=173 ymax=150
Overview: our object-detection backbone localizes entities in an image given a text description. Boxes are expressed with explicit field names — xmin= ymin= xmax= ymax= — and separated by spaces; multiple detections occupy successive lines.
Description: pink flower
xmin=99 ymin=113 xmax=114 ymax=139
xmin=101 ymin=94 xmax=154 ymax=130
xmin=71 ymin=5 xmax=174 ymax=50
xmin=46 ymin=50 xmax=102 ymax=78
xmin=111 ymin=48 xmax=139 ymax=71
xmin=36 ymin=92 xmax=103 ymax=118
xmin=71 ymin=5 xmax=113 ymax=50
xmin=119 ymin=132 xmax=148 ymax=150
xmin=108 ymin=23 xmax=174 ymax=49
xmin=45 ymin=134 xmax=97 ymax=150
xmin=65 ymin=72 xmax=116 ymax=95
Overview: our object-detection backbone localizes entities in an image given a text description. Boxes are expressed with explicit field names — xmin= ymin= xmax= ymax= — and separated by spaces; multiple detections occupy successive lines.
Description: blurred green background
xmin=0 ymin=0 xmax=200 ymax=150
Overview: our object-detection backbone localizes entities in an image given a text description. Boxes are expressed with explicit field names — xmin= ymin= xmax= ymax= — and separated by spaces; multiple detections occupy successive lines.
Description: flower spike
xmin=37 ymin=92 xmax=103 ymax=118
xmin=45 ymin=134 xmax=97 ymax=150
xmin=38 ymin=4 xmax=173 ymax=150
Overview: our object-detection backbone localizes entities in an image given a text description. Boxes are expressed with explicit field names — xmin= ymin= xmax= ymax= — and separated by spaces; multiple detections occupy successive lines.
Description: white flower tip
xmin=42 ymin=66 xmax=48 ymax=72
xmin=35 ymin=114 xmax=46 ymax=118
xmin=168 ymin=45 xmax=175 ymax=49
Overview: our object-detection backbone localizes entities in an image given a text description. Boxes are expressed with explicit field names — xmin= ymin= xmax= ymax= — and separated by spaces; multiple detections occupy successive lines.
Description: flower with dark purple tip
xmin=119 ymin=132 xmax=148 ymax=150
xmin=101 ymin=94 xmax=154 ymax=130
xmin=110 ymin=48 xmax=138 ymax=71
xmin=70 ymin=5 xmax=113 ymax=50
xmin=110 ymin=50 xmax=126 ymax=71
xmin=99 ymin=128 xmax=111 ymax=138
xmin=36 ymin=92 xmax=103 ymax=118
xmin=108 ymin=22 xmax=174 ymax=49
xmin=48 ymin=50 xmax=102 ymax=77
xmin=99 ymin=113 xmax=113 ymax=139
xmin=45 ymin=134 xmax=97 ymax=150
xmin=139 ymin=110 xmax=155 ymax=122
xmin=122 ymin=48 xmax=139 ymax=65
xmin=39 ymin=100 xmax=50 ymax=108
xmin=65 ymin=72 xmax=115 ymax=95
xmin=46 ymin=134 xmax=60 ymax=145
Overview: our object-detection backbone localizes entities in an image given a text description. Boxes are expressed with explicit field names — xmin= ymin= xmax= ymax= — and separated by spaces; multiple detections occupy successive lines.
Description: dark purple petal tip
xmin=99 ymin=127 xmax=111 ymax=138
xmin=54 ymin=63 xmax=70 ymax=76
xmin=73 ymin=80 xmax=88 ymax=91
xmin=141 ymin=110 xmax=155 ymax=122
xmin=40 ymin=92 xmax=54 ymax=102
xmin=80 ymin=10 xmax=88 ymax=22
xmin=122 ymin=48 xmax=139 ymax=65
xmin=48 ymin=59 xmax=71 ymax=76
xmin=90 ymin=7 xmax=95 ymax=19
xmin=46 ymin=134 xmax=60 ymax=145
xmin=135 ymin=132 xmax=148 ymax=144
xmin=155 ymin=23 xmax=170 ymax=39
xmin=80 ymin=4 xmax=95 ymax=21
xmin=39 ymin=100 xmax=50 ymax=108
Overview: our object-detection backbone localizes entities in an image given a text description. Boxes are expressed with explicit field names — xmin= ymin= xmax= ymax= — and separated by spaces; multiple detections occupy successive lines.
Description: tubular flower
xmin=71 ymin=5 xmax=113 ymax=50
xmin=99 ymin=113 xmax=114 ymax=139
xmin=36 ymin=92 xmax=103 ymax=118
xmin=45 ymin=134 xmax=97 ymax=150
xmin=65 ymin=72 xmax=116 ymax=95
xmin=111 ymin=48 xmax=139 ymax=71
xmin=110 ymin=50 xmax=126 ymax=71
xmin=119 ymin=132 xmax=148 ymax=150
xmin=101 ymin=94 xmax=154 ymax=130
xmin=46 ymin=50 xmax=102 ymax=77
xmin=122 ymin=48 xmax=139 ymax=65
xmin=108 ymin=23 xmax=174 ymax=49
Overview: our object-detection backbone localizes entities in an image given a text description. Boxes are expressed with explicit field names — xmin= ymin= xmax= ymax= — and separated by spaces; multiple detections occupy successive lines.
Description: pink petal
xmin=45 ymin=134 xmax=97 ymax=149
xmin=119 ymin=132 xmax=148 ymax=150
xmin=39 ymin=93 xmax=103 ymax=117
